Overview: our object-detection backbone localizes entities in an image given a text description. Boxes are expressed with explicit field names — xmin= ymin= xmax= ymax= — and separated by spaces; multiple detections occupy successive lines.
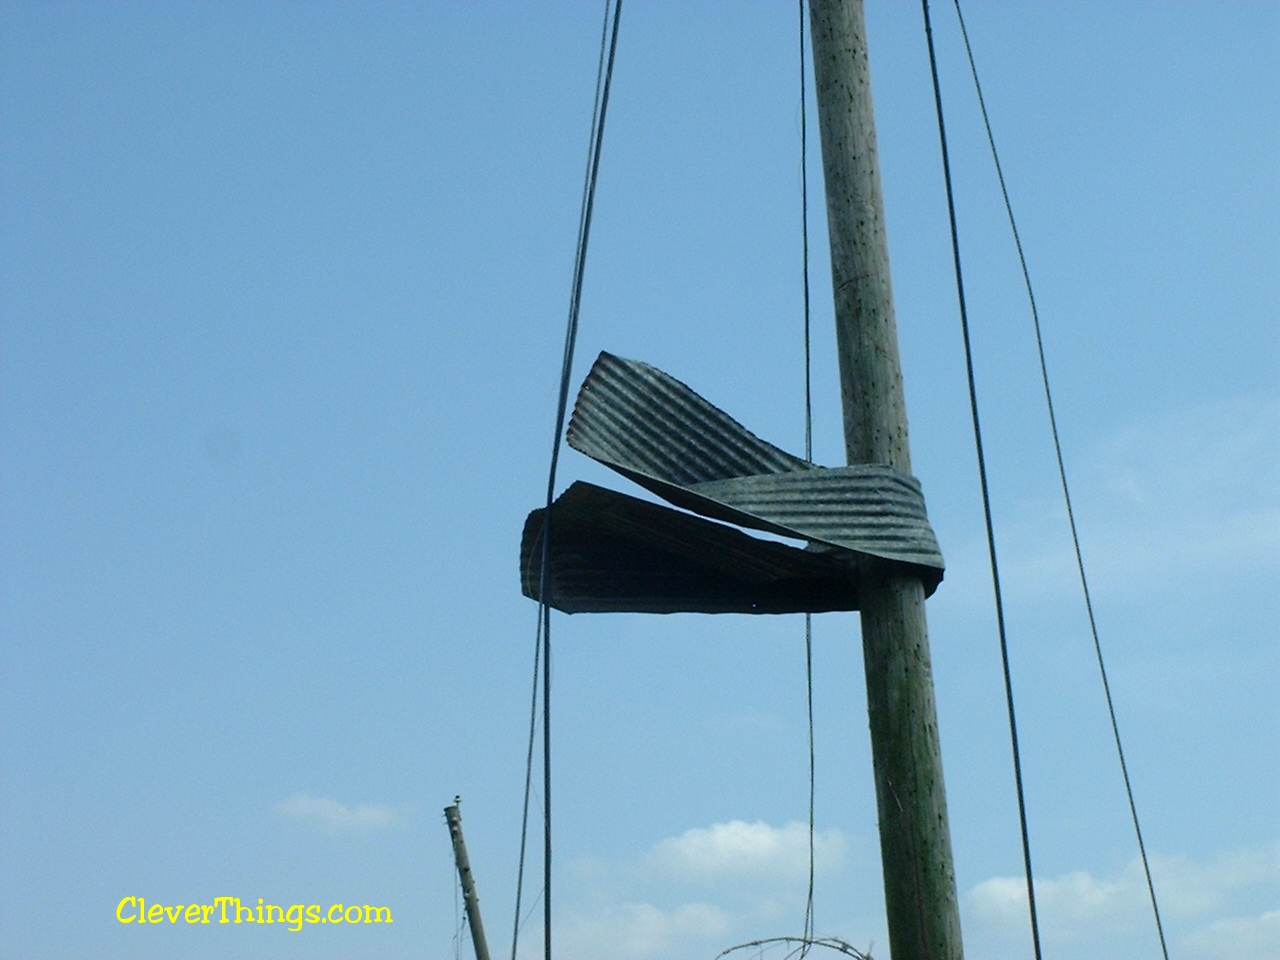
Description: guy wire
xmin=948 ymin=3 xmax=1170 ymax=955
xmin=920 ymin=1 xmax=1044 ymax=956
xmin=517 ymin=1 xmax=624 ymax=958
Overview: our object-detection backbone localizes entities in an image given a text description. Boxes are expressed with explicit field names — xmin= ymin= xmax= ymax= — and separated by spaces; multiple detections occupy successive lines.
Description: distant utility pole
xmin=808 ymin=2 xmax=965 ymax=958
xmin=444 ymin=799 xmax=493 ymax=960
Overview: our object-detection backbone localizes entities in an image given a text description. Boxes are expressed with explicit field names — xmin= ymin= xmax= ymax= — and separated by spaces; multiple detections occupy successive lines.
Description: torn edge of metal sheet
xmin=520 ymin=352 xmax=945 ymax=615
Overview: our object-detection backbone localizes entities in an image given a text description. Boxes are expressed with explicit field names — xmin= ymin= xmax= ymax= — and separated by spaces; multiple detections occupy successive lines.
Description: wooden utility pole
xmin=808 ymin=2 xmax=965 ymax=958
xmin=444 ymin=800 xmax=493 ymax=960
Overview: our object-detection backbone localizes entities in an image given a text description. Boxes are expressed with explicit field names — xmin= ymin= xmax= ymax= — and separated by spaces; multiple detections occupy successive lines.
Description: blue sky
xmin=1 ymin=3 xmax=1276 ymax=959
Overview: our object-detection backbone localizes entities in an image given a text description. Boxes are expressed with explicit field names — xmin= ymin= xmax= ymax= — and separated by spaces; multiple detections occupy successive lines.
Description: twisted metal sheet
xmin=521 ymin=352 xmax=944 ymax=614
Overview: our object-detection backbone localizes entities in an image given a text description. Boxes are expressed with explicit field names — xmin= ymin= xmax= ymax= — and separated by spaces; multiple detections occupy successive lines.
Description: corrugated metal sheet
xmin=568 ymin=353 xmax=944 ymax=574
xmin=567 ymin=351 xmax=807 ymax=486
xmin=522 ymin=482 xmax=863 ymax=614
xmin=521 ymin=352 xmax=945 ymax=614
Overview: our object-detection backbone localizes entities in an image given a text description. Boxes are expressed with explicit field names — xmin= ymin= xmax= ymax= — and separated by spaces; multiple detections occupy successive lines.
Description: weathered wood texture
xmin=444 ymin=803 xmax=492 ymax=960
xmin=809 ymin=1 xmax=965 ymax=958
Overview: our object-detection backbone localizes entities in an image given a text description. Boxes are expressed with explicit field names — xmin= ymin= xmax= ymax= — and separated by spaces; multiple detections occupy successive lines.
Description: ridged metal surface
xmin=568 ymin=352 xmax=944 ymax=576
xmin=567 ymin=352 xmax=806 ymax=486
xmin=522 ymin=482 xmax=863 ymax=614
xmin=521 ymin=353 xmax=945 ymax=615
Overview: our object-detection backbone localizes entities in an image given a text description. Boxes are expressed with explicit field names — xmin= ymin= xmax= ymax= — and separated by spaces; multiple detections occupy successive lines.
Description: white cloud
xmin=1078 ymin=395 xmax=1278 ymax=584
xmin=647 ymin=820 xmax=847 ymax=882
xmin=550 ymin=820 xmax=857 ymax=960
xmin=1093 ymin=395 xmax=1279 ymax=515
xmin=1182 ymin=909 xmax=1280 ymax=960
xmin=1018 ymin=505 xmax=1280 ymax=600
xmin=1154 ymin=843 xmax=1280 ymax=916
xmin=273 ymin=792 xmax=404 ymax=831
xmin=966 ymin=841 xmax=1280 ymax=956
xmin=969 ymin=868 xmax=1143 ymax=939
xmin=560 ymin=901 xmax=732 ymax=960
xmin=948 ymin=393 xmax=1280 ymax=606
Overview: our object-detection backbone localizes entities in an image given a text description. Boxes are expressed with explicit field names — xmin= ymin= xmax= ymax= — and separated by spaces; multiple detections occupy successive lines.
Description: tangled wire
xmin=716 ymin=935 xmax=873 ymax=960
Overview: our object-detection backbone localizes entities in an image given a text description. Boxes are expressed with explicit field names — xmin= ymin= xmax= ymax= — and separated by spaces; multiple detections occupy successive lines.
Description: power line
xmin=515 ymin=2 xmax=624 ymax=958
xmin=798 ymin=2 xmax=817 ymax=954
xmin=947 ymin=3 xmax=1171 ymax=955
xmin=920 ymin=2 xmax=1044 ymax=956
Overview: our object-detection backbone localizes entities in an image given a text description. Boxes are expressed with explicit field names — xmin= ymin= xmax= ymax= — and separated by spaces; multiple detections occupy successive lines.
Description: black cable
xmin=802 ymin=619 xmax=816 ymax=956
xmin=949 ymin=3 xmax=1171 ymax=955
xmin=798 ymin=1 xmax=817 ymax=955
xmin=799 ymin=16 xmax=813 ymax=465
xmin=509 ymin=613 xmax=541 ymax=960
xmin=517 ymin=2 xmax=624 ymax=958
xmin=920 ymin=2 xmax=1045 ymax=957
xmin=540 ymin=605 xmax=551 ymax=960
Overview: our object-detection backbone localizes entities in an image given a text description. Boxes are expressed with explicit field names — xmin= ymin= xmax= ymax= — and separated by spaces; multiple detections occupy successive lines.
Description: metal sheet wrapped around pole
xmin=522 ymin=481 xmax=865 ymax=614
xmin=567 ymin=353 xmax=945 ymax=578
xmin=809 ymin=1 xmax=965 ymax=958
xmin=519 ymin=353 xmax=946 ymax=615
